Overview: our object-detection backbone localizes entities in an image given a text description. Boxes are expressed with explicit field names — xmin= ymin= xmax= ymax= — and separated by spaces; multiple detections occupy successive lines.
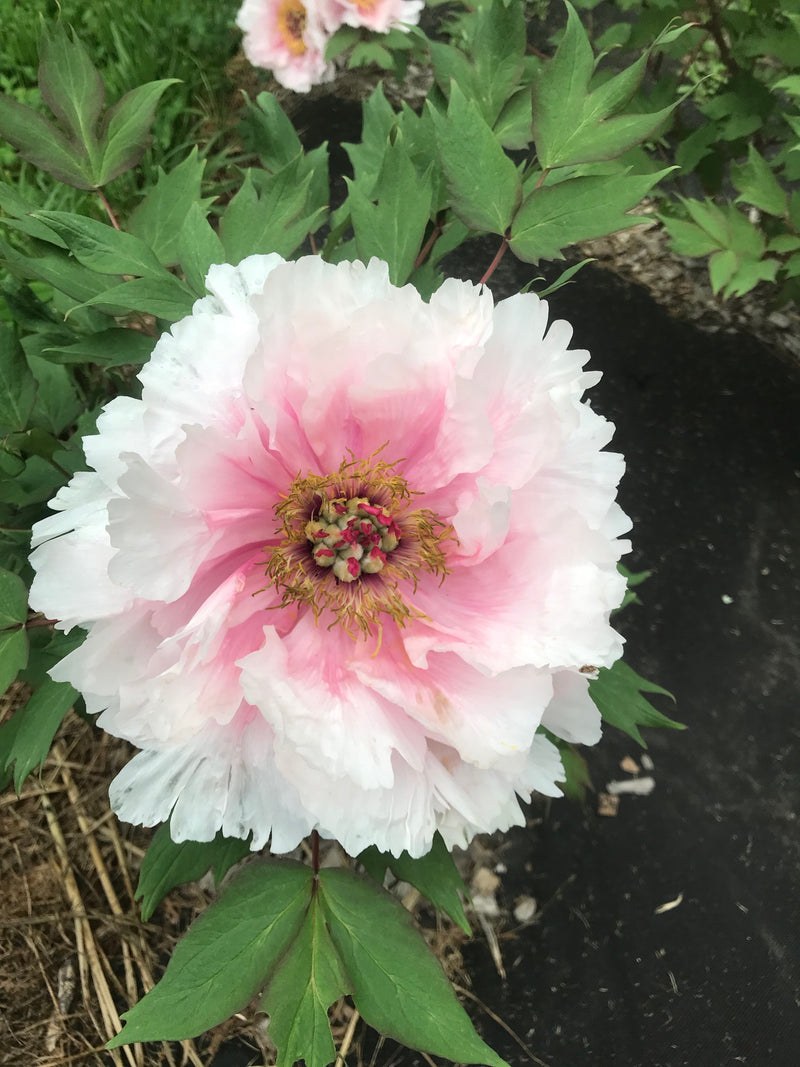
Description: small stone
xmin=472 ymin=866 xmax=501 ymax=895
xmin=598 ymin=792 xmax=619 ymax=816
xmin=513 ymin=896 xmax=538 ymax=923
xmin=471 ymin=892 xmax=500 ymax=918
xmin=620 ymin=755 xmax=640 ymax=774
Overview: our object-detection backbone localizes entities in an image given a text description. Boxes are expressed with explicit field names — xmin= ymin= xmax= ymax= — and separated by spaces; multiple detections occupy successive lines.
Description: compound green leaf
xmin=260 ymin=891 xmax=351 ymax=1067
xmin=135 ymin=821 xmax=252 ymax=921
xmin=109 ymin=862 xmax=313 ymax=1046
xmin=320 ymin=868 xmax=507 ymax=1067
xmin=589 ymin=659 xmax=683 ymax=748
xmin=359 ymin=832 xmax=471 ymax=935
xmin=431 ymin=82 xmax=521 ymax=235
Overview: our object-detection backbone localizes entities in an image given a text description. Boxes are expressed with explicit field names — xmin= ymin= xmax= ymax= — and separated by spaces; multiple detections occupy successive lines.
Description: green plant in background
xmin=570 ymin=0 xmax=800 ymax=303
xmin=0 ymin=6 xmax=687 ymax=1064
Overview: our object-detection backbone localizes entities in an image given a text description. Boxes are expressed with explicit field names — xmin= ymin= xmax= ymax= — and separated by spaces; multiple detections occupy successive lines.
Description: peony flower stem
xmin=96 ymin=188 xmax=121 ymax=230
xmin=311 ymin=828 xmax=320 ymax=875
xmin=479 ymin=236 xmax=509 ymax=286
xmin=414 ymin=219 xmax=443 ymax=271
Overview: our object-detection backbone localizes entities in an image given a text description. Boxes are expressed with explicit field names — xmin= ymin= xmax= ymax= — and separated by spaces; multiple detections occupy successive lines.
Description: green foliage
xmin=0 ymin=22 xmax=177 ymax=190
xmin=359 ymin=831 xmax=471 ymax=934
xmin=0 ymin=678 xmax=77 ymax=791
xmin=135 ymin=821 xmax=252 ymax=921
xmin=590 ymin=660 xmax=684 ymax=748
xmin=110 ymin=862 xmax=505 ymax=1067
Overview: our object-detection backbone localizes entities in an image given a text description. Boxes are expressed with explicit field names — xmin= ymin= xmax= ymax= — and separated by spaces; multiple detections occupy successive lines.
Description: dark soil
xmin=436 ymin=247 xmax=800 ymax=1067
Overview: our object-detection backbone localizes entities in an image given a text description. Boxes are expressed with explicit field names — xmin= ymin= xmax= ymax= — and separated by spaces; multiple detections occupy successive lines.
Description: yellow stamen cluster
xmin=266 ymin=455 xmax=453 ymax=637
xmin=277 ymin=0 xmax=307 ymax=55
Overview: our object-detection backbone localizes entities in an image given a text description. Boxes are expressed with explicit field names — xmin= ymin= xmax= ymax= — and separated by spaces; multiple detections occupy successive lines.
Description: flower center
xmin=277 ymin=0 xmax=307 ymax=56
xmin=267 ymin=455 xmax=452 ymax=636
xmin=305 ymin=495 xmax=400 ymax=583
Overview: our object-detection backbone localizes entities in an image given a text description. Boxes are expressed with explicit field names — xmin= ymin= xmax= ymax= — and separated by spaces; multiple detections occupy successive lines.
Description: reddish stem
xmin=310 ymin=232 xmax=318 ymax=255
xmin=97 ymin=189 xmax=121 ymax=230
xmin=26 ymin=616 xmax=57 ymax=629
xmin=479 ymin=236 xmax=509 ymax=286
xmin=311 ymin=829 xmax=320 ymax=875
xmin=414 ymin=222 xmax=443 ymax=271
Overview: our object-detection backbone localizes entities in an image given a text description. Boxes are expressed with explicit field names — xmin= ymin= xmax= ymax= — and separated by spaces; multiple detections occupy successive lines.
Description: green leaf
xmin=0 ymin=95 xmax=94 ymax=188
xmin=25 ymin=353 xmax=82 ymax=435
xmin=128 ymin=148 xmax=213 ymax=267
xmin=325 ymin=25 xmax=361 ymax=62
xmin=108 ymin=862 xmax=312 ymax=1046
xmin=135 ymin=822 xmax=252 ymax=922
xmin=320 ymin=868 xmax=507 ymax=1066
xmin=494 ymin=88 xmax=534 ymax=150
xmin=731 ymin=145 xmax=788 ymax=217
xmin=510 ymin=169 xmax=670 ymax=262
xmin=260 ymin=891 xmax=350 ymax=1067
xmin=429 ymin=41 xmax=477 ymax=106
xmin=0 ymin=236 xmax=117 ymax=305
xmin=38 ymin=21 xmax=105 ymax=174
xmin=2 ymin=679 xmax=76 ymax=792
xmin=77 ymin=276 xmax=196 ymax=321
xmin=0 ymin=325 xmax=38 ymax=434
xmin=549 ymin=735 xmax=593 ymax=802
xmin=359 ymin=832 xmax=471 ymax=935
xmin=178 ymin=203 xmax=226 ymax=295
xmin=349 ymin=133 xmax=434 ymax=285
xmin=344 ymin=86 xmax=398 ymax=199
xmin=470 ymin=0 xmax=526 ymax=124
xmin=532 ymin=1 xmax=595 ymax=168
xmin=41 ymin=328 xmax=156 ymax=367
xmin=350 ymin=42 xmax=394 ymax=70
xmin=589 ymin=659 xmax=683 ymax=747
xmin=96 ymin=79 xmax=179 ymax=186
xmin=219 ymin=163 xmax=318 ymax=264
xmin=708 ymin=247 xmax=737 ymax=295
xmin=31 ymin=212 xmax=168 ymax=280
xmin=533 ymin=2 xmax=680 ymax=168
xmin=430 ymin=83 xmax=522 ymax=235
xmin=659 ymin=214 xmax=721 ymax=257
xmin=721 ymin=255 xmax=779 ymax=299
xmin=0 ymin=566 xmax=30 ymax=627
xmin=0 ymin=627 xmax=28 ymax=697
xmin=533 ymin=256 xmax=595 ymax=296
xmin=241 ymin=93 xmax=304 ymax=174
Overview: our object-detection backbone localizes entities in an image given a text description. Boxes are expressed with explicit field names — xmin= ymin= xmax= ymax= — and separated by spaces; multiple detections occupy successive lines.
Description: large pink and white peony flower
xmin=236 ymin=0 xmax=334 ymax=93
xmin=30 ymin=256 xmax=630 ymax=858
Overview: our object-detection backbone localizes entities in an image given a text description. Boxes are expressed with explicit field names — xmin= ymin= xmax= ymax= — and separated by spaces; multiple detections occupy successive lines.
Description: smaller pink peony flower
xmin=321 ymin=0 xmax=424 ymax=35
xmin=236 ymin=0 xmax=334 ymax=93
